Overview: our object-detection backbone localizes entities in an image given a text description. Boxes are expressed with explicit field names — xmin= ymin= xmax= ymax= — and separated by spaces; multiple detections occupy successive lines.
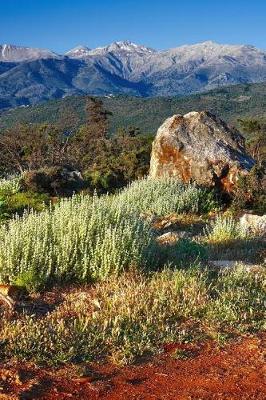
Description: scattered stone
xmin=210 ymin=260 xmax=263 ymax=272
xmin=0 ymin=285 xmax=27 ymax=311
xmin=158 ymin=216 xmax=180 ymax=229
xmin=156 ymin=231 xmax=183 ymax=245
xmin=0 ymin=285 xmax=26 ymax=300
xmin=150 ymin=111 xmax=255 ymax=192
xmin=211 ymin=260 xmax=238 ymax=268
xmin=239 ymin=214 xmax=266 ymax=237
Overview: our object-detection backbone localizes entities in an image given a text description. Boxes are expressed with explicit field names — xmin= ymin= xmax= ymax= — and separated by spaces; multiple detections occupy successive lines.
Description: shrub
xmin=0 ymin=176 xmax=25 ymax=219
xmin=114 ymin=177 xmax=218 ymax=216
xmin=205 ymin=265 xmax=266 ymax=332
xmin=0 ymin=176 xmax=21 ymax=197
xmin=0 ymin=194 xmax=156 ymax=290
xmin=231 ymin=165 xmax=266 ymax=214
xmin=0 ymin=176 xmax=49 ymax=219
xmin=0 ymin=197 xmax=9 ymax=221
xmin=168 ymin=239 xmax=207 ymax=266
xmin=21 ymin=167 xmax=85 ymax=197
xmin=83 ymin=168 xmax=124 ymax=194
xmin=204 ymin=215 xmax=248 ymax=243
xmin=6 ymin=191 xmax=49 ymax=215
xmin=0 ymin=178 xmax=219 ymax=290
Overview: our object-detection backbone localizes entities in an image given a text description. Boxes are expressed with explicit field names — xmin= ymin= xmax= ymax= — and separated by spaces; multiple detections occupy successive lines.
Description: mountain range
xmin=0 ymin=40 xmax=266 ymax=109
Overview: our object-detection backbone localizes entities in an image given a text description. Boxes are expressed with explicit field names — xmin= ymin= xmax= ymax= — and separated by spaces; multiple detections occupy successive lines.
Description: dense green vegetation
xmin=0 ymin=97 xmax=153 ymax=196
xmin=1 ymin=82 xmax=266 ymax=134
xmin=0 ymin=85 xmax=265 ymax=368
xmin=0 ymin=177 xmax=49 ymax=220
xmin=0 ymin=87 xmax=265 ymax=205
xmin=0 ymin=177 xmax=216 ymax=291
xmin=0 ymin=175 xmax=264 ymax=366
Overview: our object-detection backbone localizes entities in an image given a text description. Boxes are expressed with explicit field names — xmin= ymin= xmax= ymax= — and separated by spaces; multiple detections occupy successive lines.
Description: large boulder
xmin=150 ymin=111 xmax=255 ymax=192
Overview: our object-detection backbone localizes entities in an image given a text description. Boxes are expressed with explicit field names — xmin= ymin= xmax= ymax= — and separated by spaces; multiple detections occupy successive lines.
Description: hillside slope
xmin=1 ymin=82 xmax=265 ymax=134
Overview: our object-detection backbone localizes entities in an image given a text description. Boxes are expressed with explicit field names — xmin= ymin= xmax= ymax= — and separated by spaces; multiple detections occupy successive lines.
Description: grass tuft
xmin=1 ymin=266 xmax=265 ymax=366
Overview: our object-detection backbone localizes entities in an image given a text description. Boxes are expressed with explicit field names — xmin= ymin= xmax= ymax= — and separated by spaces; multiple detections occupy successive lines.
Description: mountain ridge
xmin=0 ymin=40 xmax=266 ymax=109
xmin=1 ymin=40 xmax=265 ymax=61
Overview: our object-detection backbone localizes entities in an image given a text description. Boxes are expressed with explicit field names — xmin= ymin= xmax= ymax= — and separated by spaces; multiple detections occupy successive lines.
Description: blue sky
xmin=0 ymin=0 xmax=265 ymax=52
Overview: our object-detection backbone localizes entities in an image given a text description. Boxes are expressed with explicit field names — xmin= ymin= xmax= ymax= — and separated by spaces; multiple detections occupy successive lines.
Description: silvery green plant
xmin=114 ymin=177 xmax=216 ymax=216
xmin=0 ymin=178 xmax=217 ymax=290
xmin=204 ymin=215 xmax=248 ymax=243
xmin=0 ymin=176 xmax=21 ymax=196
xmin=0 ymin=193 xmax=156 ymax=289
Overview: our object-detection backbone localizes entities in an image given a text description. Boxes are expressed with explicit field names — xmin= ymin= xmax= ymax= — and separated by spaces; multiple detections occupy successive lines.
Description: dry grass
xmin=1 ymin=266 xmax=265 ymax=366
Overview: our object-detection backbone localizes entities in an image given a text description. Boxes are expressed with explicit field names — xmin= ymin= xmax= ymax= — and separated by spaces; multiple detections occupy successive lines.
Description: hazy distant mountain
xmin=0 ymin=40 xmax=266 ymax=109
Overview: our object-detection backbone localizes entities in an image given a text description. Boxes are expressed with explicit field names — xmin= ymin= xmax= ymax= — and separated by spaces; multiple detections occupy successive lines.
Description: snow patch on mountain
xmin=87 ymin=41 xmax=156 ymax=56
xmin=65 ymin=45 xmax=91 ymax=58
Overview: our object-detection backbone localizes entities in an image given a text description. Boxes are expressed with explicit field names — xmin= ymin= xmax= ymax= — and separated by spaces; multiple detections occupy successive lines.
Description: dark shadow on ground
xmin=206 ymin=237 xmax=265 ymax=264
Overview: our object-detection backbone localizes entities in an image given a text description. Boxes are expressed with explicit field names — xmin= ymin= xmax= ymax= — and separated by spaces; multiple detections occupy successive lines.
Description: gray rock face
xmin=150 ymin=111 xmax=255 ymax=192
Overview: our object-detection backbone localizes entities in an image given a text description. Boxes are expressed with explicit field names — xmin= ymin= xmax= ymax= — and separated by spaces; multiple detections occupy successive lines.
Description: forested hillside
xmin=1 ymin=82 xmax=266 ymax=134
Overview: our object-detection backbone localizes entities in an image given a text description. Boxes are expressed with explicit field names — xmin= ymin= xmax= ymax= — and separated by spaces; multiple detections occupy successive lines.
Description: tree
xmin=69 ymin=97 xmax=112 ymax=170
xmin=56 ymin=101 xmax=81 ymax=135
xmin=85 ymin=97 xmax=111 ymax=139
xmin=0 ymin=124 xmax=65 ymax=174
xmin=238 ymin=118 xmax=266 ymax=163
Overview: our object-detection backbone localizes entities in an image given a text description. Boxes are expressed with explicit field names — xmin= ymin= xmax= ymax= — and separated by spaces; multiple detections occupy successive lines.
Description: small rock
xmin=211 ymin=260 xmax=239 ymax=268
xmin=210 ymin=260 xmax=263 ymax=272
xmin=0 ymin=285 xmax=27 ymax=311
xmin=239 ymin=214 xmax=266 ymax=236
xmin=0 ymin=285 xmax=26 ymax=300
xmin=156 ymin=231 xmax=180 ymax=245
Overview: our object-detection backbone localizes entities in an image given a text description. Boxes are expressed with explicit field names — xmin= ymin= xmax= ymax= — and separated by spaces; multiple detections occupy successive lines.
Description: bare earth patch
xmin=0 ymin=334 xmax=265 ymax=399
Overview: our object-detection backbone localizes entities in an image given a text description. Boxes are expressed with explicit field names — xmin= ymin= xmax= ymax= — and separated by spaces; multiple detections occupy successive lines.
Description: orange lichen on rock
xmin=150 ymin=111 xmax=255 ymax=193
xmin=156 ymin=140 xmax=192 ymax=182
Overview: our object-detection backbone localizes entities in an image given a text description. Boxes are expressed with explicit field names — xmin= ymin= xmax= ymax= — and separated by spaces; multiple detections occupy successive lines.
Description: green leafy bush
xmin=0 ymin=197 xmax=9 ymax=221
xmin=231 ymin=165 xmax=266 ymax=214
xmin=0 ymin=176 xmax=49 ymax=217
xmin=0 ymin=176 xmax=21 ymax=196
xmin=0 ymin=176 xmax=22 ymax=220
xmin=6 ymin=191 xmax=49 ymax=215
xmin=168 ymin=239 xmax=207 ymax=266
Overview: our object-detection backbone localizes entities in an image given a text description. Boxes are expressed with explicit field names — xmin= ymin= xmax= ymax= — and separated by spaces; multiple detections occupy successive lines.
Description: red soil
xmin=0 ymin=334 xmax=265 ymax=400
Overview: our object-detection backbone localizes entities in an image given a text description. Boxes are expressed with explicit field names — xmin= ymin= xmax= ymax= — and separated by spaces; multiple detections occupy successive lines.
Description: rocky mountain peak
xmin=88 ymin=40 xmax=156 ymax=56
xmin=65 ymin=45 xmax=91 ymax=58
xmin=0 ymin=39 xmax=266 ymax=107
xmin=0 ymin=43 xmax=58 ymax=62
